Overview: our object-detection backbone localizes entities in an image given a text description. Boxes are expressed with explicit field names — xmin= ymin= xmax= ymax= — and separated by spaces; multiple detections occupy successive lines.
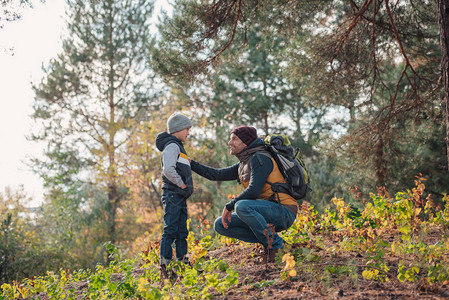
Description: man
xmin=191 ymin=126 xmax=297 ymax=262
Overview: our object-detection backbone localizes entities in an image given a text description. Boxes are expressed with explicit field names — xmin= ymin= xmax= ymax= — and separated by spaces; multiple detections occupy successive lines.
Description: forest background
xmin=1 ymin=0 xmax=449 ymax=284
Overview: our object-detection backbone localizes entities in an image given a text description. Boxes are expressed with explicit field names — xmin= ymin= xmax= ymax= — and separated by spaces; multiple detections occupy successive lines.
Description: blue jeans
xmin=214 ymin=199 xmax=296 ymax=250
xmin=160 ymin=190 xmax=188 ymax=265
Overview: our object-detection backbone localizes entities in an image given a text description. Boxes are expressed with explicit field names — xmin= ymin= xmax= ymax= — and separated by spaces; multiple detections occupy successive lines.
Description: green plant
xmin=398 ymin=263 xmax=420 ymax=282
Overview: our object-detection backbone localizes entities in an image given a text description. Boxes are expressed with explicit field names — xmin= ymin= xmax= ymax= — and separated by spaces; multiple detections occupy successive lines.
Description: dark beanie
xmin=231 ymin=126 xmax=258 ymax=146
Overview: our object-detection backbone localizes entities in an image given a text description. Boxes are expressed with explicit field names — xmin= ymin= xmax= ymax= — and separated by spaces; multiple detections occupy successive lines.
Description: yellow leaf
xmin=288 ymin=269 xmax=297 ymax=277
xmin=362 ymin=269 xmax=378 ymax=280
xmin=367 ymin=228 xmax=376 ymax=239
xmin=362 ymin=270 xmax=373 ymax=279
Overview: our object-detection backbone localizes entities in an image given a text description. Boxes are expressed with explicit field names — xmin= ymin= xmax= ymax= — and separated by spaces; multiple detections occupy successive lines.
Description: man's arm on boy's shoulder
xmin=190 ymin=160 xmax=239 ymax=181
xmin=162 ymin=143 xmax=185 ymax=188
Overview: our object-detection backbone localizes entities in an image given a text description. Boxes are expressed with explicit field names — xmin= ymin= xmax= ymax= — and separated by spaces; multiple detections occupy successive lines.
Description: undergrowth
xmin=2 ymin=175 xmax=449 ymax=299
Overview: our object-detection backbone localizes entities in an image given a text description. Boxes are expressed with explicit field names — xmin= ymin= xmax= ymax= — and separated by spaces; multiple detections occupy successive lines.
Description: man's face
xmin=228 ymin=133 xmax=247 ymax=155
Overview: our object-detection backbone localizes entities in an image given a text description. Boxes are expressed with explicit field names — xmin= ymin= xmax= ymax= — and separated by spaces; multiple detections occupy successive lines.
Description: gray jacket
xmin=156 ymin=132 xmax=193 ymax=198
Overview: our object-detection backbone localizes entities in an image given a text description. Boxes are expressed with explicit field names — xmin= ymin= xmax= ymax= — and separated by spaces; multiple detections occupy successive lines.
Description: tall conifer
xmin=31 ymin=0 xmax=155 ymax=266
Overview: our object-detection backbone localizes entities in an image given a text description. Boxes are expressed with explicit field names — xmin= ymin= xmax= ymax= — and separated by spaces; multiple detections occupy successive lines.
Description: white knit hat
xmin=167 ymin=113 xmax=192 ymax=134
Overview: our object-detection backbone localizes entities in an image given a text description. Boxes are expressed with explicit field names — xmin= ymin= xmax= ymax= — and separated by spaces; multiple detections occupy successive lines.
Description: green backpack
xmin=264 ymin=134 xmax=312 ymax=202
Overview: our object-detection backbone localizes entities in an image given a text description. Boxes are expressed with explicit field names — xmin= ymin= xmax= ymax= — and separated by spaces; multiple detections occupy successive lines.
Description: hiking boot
xmin=262 ymin=248 xmax=279 ymax=263
xmin=180 ymin=257 xmax=190 ymax=266
xmin=168 ymin=269 xmax=178 ymax=282
xmin=160 ymin=264 xmax=178 ymax=283
xmin=160 ymin=264 xmax=168 ymax=280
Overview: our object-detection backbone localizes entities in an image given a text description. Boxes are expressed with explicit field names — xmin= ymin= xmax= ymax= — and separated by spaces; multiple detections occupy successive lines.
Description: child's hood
xmin=156 ymin=132 xmax=180 ymax=152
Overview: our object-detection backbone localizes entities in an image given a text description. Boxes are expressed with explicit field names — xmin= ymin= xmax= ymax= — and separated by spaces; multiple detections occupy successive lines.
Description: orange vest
xmin=239 ymin=156 xmax=298 ymax=207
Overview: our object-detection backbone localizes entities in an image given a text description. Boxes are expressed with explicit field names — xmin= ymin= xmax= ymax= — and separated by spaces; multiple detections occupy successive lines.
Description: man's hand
xmin=221 ymin=207 xmax=232 ymax=229
xmin=180 ymin=183 xmax=187 ymax=189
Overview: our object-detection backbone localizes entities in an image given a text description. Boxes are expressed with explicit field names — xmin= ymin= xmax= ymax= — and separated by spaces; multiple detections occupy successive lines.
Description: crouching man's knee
xmin=234 ymin=200 xmax=252 ymax=217
xmin=213 ymin=216 xmax=227 ymax=235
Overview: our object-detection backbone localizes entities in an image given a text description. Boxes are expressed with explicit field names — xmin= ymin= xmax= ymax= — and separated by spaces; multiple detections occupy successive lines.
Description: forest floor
xmin=24 ymin=205 xmax=449 ymax=300
xmin=42 ymin=231 xmax=449 ymax=300
xmin=16 ymin=183 xmax=449 ymax=299
xmin=204 ymin=240 xmax=449 ymax=300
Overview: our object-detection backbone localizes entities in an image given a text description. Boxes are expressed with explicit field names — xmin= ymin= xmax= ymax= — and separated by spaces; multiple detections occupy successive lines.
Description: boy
xmin=155 ymin=112 xmax=193 ymax=278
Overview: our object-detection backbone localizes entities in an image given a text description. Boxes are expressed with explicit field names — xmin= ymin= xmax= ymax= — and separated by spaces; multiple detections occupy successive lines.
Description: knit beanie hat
xmin=231 ymin=126 xmax=258 ymax=146
xmin=167 ymin=113 xmax=192 ymax=134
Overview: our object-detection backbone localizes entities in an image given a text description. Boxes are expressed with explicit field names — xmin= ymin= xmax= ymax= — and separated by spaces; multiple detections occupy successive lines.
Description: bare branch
xmin=206 ymin=0 xmax=242 ymax=64
xmin=335 ymin=0 xmax=374 ymax=57
xmin=385 ymin=0 xmax=417 ymax=77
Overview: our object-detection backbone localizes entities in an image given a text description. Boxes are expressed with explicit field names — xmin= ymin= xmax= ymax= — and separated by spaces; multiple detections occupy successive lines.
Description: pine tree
xmin=31 ymin=0 xmax=156 ymax=265
xmin=436 ymin=0 xmax=449 ymax=171
xmin=153 ymin=0 xmax=448 ymax=199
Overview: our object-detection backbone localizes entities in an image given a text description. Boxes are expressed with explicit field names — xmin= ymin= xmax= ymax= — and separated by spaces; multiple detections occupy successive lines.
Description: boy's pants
xmin=160 ymin=190 xmax=188 ymax=266
xmin=214 ymin=199 xmax=296 ymax=250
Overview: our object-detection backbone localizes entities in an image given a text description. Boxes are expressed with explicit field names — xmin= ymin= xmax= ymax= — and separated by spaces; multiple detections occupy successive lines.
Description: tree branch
xmin=206 ymin=0 xmax=243 ymax=64
xmin=335 ymin=0 xmax=374 ymax=57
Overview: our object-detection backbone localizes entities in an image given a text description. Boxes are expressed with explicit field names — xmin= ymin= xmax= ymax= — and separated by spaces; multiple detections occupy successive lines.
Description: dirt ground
xmin=206 ymin=241 xmax=449 ymax=300
xmin=29 ymin=228 xmax=449 ymax=299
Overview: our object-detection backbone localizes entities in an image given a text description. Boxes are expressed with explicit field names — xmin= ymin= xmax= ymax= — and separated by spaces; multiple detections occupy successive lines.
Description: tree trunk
xmin=108 ymin=185 xmax=118 ymax=246
xmin=150 ymin=180 xmax=163 ymax=208
xmin=263 ymin=113 xmax=269 ymax=136
xmin=436 ymin=0 xmax=449 ymax=171
xmin=375 ymin=130 xmax=387 ymax=186
xmin=293 ymin=100 xmax=301 ymax=134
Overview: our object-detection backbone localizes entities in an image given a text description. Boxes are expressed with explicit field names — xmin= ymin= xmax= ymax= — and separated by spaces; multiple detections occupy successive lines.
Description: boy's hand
xmin=221 ymin=207 xmax=232 ymax=229
xmin=180 ymin=183 xmax=187 ymax=189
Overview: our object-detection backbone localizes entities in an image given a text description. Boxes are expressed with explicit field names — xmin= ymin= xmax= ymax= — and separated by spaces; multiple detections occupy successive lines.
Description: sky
xmin=0 ymin=0 xmax=169 ymax=207
xmin=0 ymin=0 xmax=65 ymax=206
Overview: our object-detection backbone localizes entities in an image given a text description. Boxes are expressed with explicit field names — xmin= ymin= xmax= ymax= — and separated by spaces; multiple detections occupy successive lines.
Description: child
xmin=155 ymin=112 xmax=193 ymax=278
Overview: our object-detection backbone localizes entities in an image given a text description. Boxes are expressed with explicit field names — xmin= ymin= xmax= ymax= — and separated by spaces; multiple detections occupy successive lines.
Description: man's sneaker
xmin=262 ymin=248 xmax=279 ymax=263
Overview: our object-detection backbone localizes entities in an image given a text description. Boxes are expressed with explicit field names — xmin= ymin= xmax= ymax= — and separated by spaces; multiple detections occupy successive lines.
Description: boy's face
xmin=228 ymin=133 xmax=247 ymax=155
xmin=173 ymin=127 xmax=190 ymax=142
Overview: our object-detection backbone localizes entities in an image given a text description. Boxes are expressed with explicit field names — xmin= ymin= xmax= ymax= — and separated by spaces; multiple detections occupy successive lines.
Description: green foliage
xmin=10 ymin=0 xmax=447 ymax=293
xmin=194 ymin=26 xmax=299 ymax=135
xmin=0 ymin=188 xmax=55 ymax=284
xmin=0 ymin=222 xmax=240 ymax=299
xmin=280 ymin=178 xmax=449 ymax=286
xmin=153 ymin=0 xmax=447 ymax=215
xmin=397 ymin=263 xmax=420 ymax=283
xmin=2 ymin=179 xmax=449 ymax=298
xmin=86 ymin=246 xmax=138 ymax=299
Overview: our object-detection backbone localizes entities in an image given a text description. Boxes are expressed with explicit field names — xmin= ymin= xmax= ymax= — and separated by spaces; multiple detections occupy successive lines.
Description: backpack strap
xmin=268 ymin=184 xmax=288 ymax=231
xmin=254 ymin=150 xmax=289 ymax=230
xmin=252 ymin=150 xmax=271 ymax=162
